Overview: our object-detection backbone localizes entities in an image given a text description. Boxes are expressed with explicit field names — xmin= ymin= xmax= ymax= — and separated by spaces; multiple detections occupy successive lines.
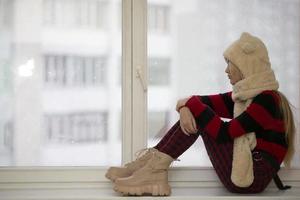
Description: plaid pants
xmin=154 ymin=120 xmax=277 ymax=194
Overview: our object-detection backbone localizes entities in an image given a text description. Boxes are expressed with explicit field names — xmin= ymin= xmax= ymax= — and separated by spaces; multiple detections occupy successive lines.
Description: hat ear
xmin=241 ymin=42 xmax=256 ymax=54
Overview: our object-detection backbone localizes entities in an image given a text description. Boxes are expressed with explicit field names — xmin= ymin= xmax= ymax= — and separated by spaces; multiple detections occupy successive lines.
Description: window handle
xmin=135 ymin=65 xmax=147 ymax=92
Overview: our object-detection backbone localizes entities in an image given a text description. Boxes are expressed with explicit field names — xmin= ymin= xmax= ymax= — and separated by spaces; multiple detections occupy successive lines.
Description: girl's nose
xmin=225 ymin=66 xmax=229 ymax=73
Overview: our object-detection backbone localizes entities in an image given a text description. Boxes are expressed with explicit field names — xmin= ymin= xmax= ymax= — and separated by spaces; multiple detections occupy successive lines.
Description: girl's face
xmin=224 ymin=58 xmax=244 ymax=85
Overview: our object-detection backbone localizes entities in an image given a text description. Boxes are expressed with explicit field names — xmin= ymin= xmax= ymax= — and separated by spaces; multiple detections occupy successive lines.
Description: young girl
xmin=105 ymin=32 xmax=295 ymax=196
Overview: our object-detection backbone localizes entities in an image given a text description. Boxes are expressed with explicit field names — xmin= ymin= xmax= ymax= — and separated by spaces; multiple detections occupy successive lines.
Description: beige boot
xmin=113 ymin=150 xmax=174 ymax=196
xmin=105 ymin=148 xmax=158 ymax=182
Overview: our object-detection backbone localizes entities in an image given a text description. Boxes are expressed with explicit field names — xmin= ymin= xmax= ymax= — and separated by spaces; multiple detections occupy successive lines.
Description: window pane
xmin=0 ymin=0 xmax=121 ymax=166
xmin=148 ymin=58 xmax=170 ymax=85
xmin=147 ymin=0 xmax=300 ymax=167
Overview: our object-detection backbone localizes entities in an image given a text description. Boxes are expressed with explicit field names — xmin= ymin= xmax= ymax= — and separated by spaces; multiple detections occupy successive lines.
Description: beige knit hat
xmin=223 ymin=32 xmax=271 ymax=78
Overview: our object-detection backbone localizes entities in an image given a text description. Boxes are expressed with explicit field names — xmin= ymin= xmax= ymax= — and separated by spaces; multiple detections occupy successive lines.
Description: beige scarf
xmin=230 ymin=69 xmax=279 ymax=187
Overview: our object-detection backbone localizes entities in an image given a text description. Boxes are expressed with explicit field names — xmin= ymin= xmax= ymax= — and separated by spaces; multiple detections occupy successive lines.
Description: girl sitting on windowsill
xmin=106 ymin=32 xmax=295 ymax=196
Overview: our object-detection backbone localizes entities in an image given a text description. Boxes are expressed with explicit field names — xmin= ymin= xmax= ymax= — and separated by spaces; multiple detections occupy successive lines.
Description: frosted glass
xmin=0 ymin=0 xmax=121 ymax=166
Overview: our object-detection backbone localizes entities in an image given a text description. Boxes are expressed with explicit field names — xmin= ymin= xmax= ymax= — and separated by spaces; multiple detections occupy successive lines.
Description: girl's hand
xmin=176 ymin=97 xmax=190 ymax=112
xmin=179 ymin=107 xmax=198 ymax=136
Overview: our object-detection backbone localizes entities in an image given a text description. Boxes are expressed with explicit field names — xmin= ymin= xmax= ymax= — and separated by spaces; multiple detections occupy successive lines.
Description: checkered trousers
xmin=154 ymin=120 xmax=277 ymax=194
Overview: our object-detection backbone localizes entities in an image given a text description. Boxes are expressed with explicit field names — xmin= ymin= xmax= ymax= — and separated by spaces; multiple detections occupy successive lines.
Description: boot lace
xmin=146 ymin=151 xmax=180 ymax=169
xmin=124 ymin=148 xmax=153 ymax=168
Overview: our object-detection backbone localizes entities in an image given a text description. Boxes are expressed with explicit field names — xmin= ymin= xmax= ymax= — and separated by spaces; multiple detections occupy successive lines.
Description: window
xmin=0 ymin=121 xmax=13 ymax=149
xmin=0 ymin=0 xmax=11 ymax=28
xmin=148 ymin=4 xmax=170 ymax=34
xmin=44 ymin=112 xmax=108 ymax=143
xmin=148 ymin=111 xmax=169 ymax=140
xmin=0 ymin=120 xmax=13 ymax=166
xmin=148 ymin=58 xmax=171 ymax=86
xmin=44 ymin=55 xmax=107 ymax=87
xmin=41 ymin=112 xmax=110 ymax=166
xmin=0 ymin=0 xmax=121 ymax=167
xmin=43 ymin=0 xmax=108 ymax=29
xmin=0 ymin=0 xmax=299 ymax=191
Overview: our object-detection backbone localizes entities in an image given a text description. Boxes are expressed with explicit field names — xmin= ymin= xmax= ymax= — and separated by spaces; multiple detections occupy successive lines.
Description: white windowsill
xmin=0 ymin=168 xmax=299 ymax=200
xmin=0 ymin=187 xmax=299 ymax=200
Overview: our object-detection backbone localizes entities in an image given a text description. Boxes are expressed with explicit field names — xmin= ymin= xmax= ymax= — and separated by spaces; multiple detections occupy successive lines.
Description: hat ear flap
xmin=241 ymin=42 xmax=256 ymax=54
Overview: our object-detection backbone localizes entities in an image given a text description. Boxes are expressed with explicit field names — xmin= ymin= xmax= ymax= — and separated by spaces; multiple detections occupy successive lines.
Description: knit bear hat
xmin=223 ymin=32 xmax=271 ymax=78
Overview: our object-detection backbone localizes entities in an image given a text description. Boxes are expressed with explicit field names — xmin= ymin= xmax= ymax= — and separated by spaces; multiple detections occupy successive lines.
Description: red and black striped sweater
xmin=185 ymin=90 xmax=287 ymax=164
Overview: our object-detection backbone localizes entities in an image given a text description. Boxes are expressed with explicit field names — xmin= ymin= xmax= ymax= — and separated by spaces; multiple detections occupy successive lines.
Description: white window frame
xmin=0 ymin=0 xmax=299 ymax=190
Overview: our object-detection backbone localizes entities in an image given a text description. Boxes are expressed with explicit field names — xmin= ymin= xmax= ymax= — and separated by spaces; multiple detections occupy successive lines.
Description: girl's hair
xmin=276 ymin=91 xmax=296 ymax=168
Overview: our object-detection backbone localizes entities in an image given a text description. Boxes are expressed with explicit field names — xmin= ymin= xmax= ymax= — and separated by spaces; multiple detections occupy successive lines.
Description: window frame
xmin=0 ymin=0 xmax=299 ymax=190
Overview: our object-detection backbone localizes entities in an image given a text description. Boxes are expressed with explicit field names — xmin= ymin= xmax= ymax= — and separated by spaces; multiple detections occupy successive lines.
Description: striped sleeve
xmin=196 ymin=92 xmax=234 ymax=119
xmin=185 ymin=90 xmax=284 ymax=143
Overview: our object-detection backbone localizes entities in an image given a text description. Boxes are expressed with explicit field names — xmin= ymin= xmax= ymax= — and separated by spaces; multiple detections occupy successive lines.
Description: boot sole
xmin=114 ymin=183 xmax=171 ymax=196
